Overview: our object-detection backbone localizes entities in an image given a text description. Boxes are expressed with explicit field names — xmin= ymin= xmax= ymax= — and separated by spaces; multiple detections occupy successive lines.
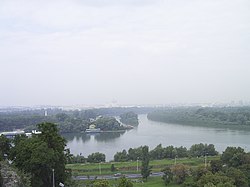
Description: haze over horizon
xmin=0 ymin=0 xmax=250 ymax=107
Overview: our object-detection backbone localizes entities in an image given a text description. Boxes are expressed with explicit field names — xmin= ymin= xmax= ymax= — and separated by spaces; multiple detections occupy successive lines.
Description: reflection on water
xmin=94 ymin=131 xmax=125 ymax=142
xmin=66 ymin=114 xmax=250 ymax=161
xmin=63 ymin=131 xmax=126 ymax=143
xmin=63 ymin=133 xmax=90 ymax=142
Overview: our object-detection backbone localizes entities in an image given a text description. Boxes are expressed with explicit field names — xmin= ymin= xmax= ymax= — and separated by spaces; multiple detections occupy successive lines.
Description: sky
xmin=0 ymin=0 xmax=250 ymax=107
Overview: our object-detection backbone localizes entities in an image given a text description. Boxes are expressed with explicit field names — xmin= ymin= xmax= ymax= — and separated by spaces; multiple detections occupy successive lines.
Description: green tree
xmin=221 ymin=147 xmax=245 ymax=167
xmin=210 ymin=160 xmax=223 ymax=174
xmin=111 ymin=164 xmax=116 ymax=172
xmin=0 ymin=135 xmax=11 ymax=160
xmin=197 ymin=172 xmax=235 ymax=187
xmin=118 ymin=176 xmax=133 ymax=187
xmin=162 ymin=166 xmax=173 ymax=186
xmin=11 ymin=123 xmax=68 ymax=187
xmin=87 ymin=152 xmax=105 ymax=163
xmin=226 ymin=167 xmax=248 ymax=187
xmin=141 ymin=146 xmax=151 ymax=180
xmin=114 ymin=150 xmax=128 ymax=162
xmin=172 ymin=164 xmax=189 ymax=184
xmin=93 ymin=179 xmax=109 ymax=187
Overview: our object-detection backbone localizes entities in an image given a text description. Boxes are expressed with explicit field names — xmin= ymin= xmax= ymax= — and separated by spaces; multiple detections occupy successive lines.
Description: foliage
xmin=0 ymin=135 xmax=11 ymax=160
xmin=226 ymin=167 xmax=248 ymax=187
xmin=171 ymin=164 xmax=189 ymax=184
xmin=191 ymin=165 xmax=209 ymax=181
xmin=111 ymin=164 xmax=116 ymax=172
xmin=210 ymin=160 xmax=223 ymax=174
xmin=10 ymin=123 xmax=68 ymax=187
xmin=197 ymin=172 xmax=235 ymax=187
xmin=120 ymin=112 xmax=139 ymax=126
xmin=114 ymin=150 xmax=129 ymax=162
xmin=93 ymin=180 xmax=109 ymax=187
xmin=221 ymin=147 xmax=245 ymax=167
xmin=162 ymin=166 xmax=173 ymax=186
xmin=67 ymin=154 xmax=86 ymax=164
xmin=147 ymin=106 xmax=250 ymax=127
xmin=87 ymin=152 xmax=106 ymax=163
xmin=114 ymin=143 xmax=215 ymax=162
xmin=141 ymin=146 xmax=151 ymax=180
xmin=93 ymin=116 xmax=125 ymax=131
xmin=189 ymin=143 xmax=218 ymax=157
xmin=117 ymin=176 xmax=133 ymax=187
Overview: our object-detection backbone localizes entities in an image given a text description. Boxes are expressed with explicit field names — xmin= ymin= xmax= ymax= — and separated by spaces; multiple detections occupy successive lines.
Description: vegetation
xmin=141 ymin=146 xmax=151 ymax=180
xmin=93 ymin=116 xmax=126 ymax=131
xmin=120 ymin=112 xmax=139 ymax=126
xmin=160 ymin=146 xmax=250 ymax=187
xmin=148 ymin=106 xmax=250 ymax=127
xmin=0 ymin=107 xmax=154 ymax=133
xmin=114 ymin=143 xmax=218 ymax=162
xmin=8 ymin=123 xmax=69 ymax=187
xmin=67 ymin=156 xmax=219 ymax=176
xmin=87 ymin=152 xmax=106 ymax=163
xmin=0 ymin=135 xmax=11 ymax=161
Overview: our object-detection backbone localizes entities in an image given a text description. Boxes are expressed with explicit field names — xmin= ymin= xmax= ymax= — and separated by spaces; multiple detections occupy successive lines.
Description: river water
xmin=65 ymin=114 xmax=250 ymax=161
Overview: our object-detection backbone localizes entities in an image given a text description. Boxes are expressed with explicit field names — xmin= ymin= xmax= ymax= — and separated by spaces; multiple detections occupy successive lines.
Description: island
xmin=120 ymin=111 xmax=139 ymax=126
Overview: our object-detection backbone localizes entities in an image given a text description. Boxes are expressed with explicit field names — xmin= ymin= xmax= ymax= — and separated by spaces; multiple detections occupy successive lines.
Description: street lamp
xmin=137 ymin=157 xmax=139 ymax=172
xmin=174 ymin=156 xmax=177 ymax=165
xmin=52 ymin=169 xmax=55 ymax=187
xmin=204 ymin=153 xmax=208 ymax=168
xmin=99 ymin=162 xmax=102 ymax=175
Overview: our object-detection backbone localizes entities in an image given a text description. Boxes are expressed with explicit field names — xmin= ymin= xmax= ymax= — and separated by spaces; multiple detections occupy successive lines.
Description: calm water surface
xmin=65 ymin=114 xmax=250 ymax=161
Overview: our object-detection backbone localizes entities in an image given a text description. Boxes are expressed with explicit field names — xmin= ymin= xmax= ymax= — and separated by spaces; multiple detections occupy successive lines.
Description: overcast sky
xmin=0 ymin=0 xmax=250 ymax=107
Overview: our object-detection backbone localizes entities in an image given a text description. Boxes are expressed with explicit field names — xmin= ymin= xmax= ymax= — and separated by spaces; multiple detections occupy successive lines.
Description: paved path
xmin=75 ymin=172 xmax=164 ymax=180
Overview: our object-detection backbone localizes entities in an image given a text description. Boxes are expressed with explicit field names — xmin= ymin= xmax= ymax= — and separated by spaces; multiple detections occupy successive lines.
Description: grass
xmin=67 ymin=156 xmax=219 ymax=176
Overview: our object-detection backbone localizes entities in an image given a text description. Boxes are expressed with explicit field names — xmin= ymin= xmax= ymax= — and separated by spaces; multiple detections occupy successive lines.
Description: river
xmin=65 ymin=114 xmax=250 ymax=161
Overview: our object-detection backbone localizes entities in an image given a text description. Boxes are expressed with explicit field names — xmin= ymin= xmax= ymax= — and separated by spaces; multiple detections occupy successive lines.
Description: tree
xmin=0 ymin=135 xmax=11 ymax=160
xmin=87 ymin=152 xmax=105 ymax=163
xmin=210 ymin=160 xmax=223 ymax=174
xmin=172 ymin=164 xmax=189 ymax=184
xmin=93 ymin=179 xmax=109 ymax=187
xmin=114 ymin=150 xmax=128 ymax=162
xmin=221 ymin=147 xmax=245 ymax=167
xmin=197 ymin=172 xmax=234 ymax=187
xmin=118 ymin=176 xmax=133 ymax=187
xmin=111 ymin=164 xmax=116 ymax=172
xmin=226 ymin=167 xmax=248 ymax=187
xmin=162 ymin=166 xmax=173 ymax=186
xmin=141 ymin=146 xmax=151 ymax=180
xmin=11 ymin=122 xmax=68 ymax=187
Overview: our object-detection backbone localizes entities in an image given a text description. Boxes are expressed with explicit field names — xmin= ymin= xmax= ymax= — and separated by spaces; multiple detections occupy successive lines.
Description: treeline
xmin=68 ymin=152 xmax=106 ymax=164
xmin=162 ymin=147 xmax=250 ymax=187
xmin=114 ymin=143 xmax=218 ymax=162
xmin=0 ymin=107 xmax=154 ymax=133
xmin=120 ymin=111 xmax=139 ymax=126
xmin=0 ymin=108 xmax=134 ymax=133
xmin=147 ymin=106 xmax=250 ymax=127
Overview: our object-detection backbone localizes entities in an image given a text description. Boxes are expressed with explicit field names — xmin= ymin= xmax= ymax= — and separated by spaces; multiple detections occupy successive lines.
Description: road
xmin=75 ymin=172 xmax=164 ymax=180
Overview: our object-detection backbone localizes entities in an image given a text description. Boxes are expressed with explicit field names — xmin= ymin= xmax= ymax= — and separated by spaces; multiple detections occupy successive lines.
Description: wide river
xmin=65 ymin=114 xmax=250 ymax=161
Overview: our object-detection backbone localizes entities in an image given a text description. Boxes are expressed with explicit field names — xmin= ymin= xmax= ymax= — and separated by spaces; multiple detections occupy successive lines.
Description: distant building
xmin=85 ymin=124 xmax=101 ymax=133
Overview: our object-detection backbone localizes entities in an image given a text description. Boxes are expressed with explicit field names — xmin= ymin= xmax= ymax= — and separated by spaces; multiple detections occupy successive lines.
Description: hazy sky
xmin=0 ymin=0 xmax=250 ymax=106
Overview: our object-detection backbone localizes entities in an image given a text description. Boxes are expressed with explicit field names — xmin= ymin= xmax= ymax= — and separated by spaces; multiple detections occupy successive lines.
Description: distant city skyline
xmin=1 ymin=0 xmax=250 ymax=106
